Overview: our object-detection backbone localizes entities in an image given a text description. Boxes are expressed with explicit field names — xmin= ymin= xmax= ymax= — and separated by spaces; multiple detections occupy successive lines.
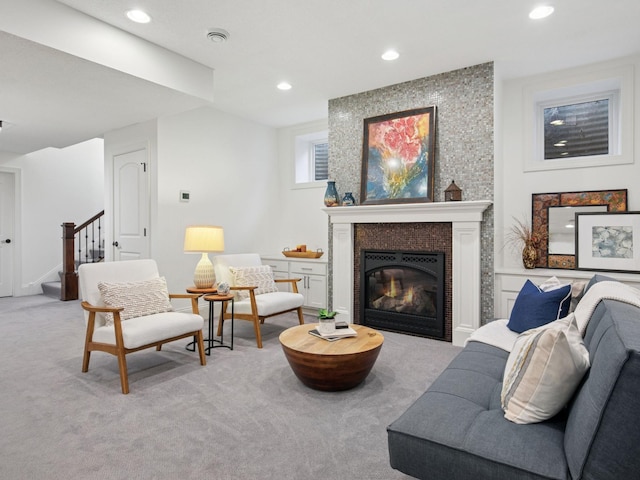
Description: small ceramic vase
xmin=216 ymin=281 xmax=230 ymax=295
xmin=342 ymin=192 xmax=356 ymax=206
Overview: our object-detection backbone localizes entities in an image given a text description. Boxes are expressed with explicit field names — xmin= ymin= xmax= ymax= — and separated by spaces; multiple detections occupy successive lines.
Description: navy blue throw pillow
xmin=507 ymin=280 xmax=572 ymax=333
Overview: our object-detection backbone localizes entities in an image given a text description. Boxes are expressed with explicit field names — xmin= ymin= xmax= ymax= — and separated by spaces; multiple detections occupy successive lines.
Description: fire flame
xmin=404 ymin=287 xmax=414 ymax=303
xmin=385 ymin=276 xmax=414 ymax=305
xmin=389 ymin=276 xmax=398 ymax=297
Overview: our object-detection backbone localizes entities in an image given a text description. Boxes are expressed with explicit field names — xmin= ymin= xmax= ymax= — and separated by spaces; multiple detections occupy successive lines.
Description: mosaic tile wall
xmin=327 ymin=62 xmax=495 ymax=324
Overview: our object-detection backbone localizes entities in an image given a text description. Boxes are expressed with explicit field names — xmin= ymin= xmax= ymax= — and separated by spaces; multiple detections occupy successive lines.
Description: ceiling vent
xmin=207 ymin=29 xmax=230 ymax=43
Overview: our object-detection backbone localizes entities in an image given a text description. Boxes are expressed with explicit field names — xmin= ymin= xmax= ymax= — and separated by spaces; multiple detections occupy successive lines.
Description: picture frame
xmin=531 ymin=189 xmax=628 ymax=269
xmin=576 ymin=211 xmax=640 ymax=273
xmin=360 ymin=107 xmax=436 ymax=205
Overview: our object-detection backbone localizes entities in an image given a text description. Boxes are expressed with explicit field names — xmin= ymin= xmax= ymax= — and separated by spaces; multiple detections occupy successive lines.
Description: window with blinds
xmin=294 ymin=129 xmax=328 ymax=184
xmin=312 ymin=141 xmax=329 ymax=181
xmin=543 ymin=98 xmax=611 ymax=160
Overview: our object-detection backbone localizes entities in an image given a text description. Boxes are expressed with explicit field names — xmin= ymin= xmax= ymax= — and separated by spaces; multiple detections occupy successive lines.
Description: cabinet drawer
xmin=290 ymin=262 xmax=327 ymax=276
xmin=263 ymin=259 xmax=289 ymax=273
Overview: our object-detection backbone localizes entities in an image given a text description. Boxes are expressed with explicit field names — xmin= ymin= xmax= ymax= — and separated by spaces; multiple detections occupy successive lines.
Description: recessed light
xmin=207 ymin=28 xmax=230 ymax=43
xmin=277 ymin=82 xmax=292 ymax=91
xmin=126 ymin=9 xmax=151 ymax=23
xmin=382 ymin=50 xmax=400 ymax=61
xmin=529 ymin=5 xmax=554 ymax=20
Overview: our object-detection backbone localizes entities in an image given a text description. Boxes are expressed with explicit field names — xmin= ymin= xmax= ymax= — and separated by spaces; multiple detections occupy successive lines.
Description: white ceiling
xmin=1 ymin=0 xmax=639 ymax=154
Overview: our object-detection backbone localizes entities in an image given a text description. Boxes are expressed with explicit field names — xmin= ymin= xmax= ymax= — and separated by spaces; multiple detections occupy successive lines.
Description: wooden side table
xmin=202 ymin=293 xmax=235 ymax=353
xmin=185 ymin=286 xmax=217 ymax=353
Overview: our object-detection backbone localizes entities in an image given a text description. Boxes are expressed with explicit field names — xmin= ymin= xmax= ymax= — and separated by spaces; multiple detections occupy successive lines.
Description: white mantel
xmin=323 ymin=201 xmax=492 ymax=347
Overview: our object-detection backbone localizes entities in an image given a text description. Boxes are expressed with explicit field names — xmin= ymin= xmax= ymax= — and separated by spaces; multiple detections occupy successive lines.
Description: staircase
xmin=42 ymin=279 xmax=63 ymax=299
xmin=43 ymin=211 xmax=105 ymax=300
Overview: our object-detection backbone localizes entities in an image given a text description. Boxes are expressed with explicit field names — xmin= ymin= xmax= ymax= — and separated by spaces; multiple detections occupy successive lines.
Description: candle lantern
xmin=444 ymin=180 xmax=462 ymax=202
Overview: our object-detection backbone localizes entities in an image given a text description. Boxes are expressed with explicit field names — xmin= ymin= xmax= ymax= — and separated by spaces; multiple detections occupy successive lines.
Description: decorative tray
xmin=282 ymin=250 xmax=324 ymax=259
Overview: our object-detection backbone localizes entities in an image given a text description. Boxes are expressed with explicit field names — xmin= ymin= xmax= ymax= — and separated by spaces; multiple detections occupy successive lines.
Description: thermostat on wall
xmin=180 ymin=190 xmax=190 ymax=202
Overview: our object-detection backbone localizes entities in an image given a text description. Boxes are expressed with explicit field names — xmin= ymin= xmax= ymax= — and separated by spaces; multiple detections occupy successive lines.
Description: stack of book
xmin=309 ymin=323 xmax=357 ymax=342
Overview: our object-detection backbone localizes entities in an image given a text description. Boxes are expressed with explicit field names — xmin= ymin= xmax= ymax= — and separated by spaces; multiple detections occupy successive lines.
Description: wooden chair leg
xmin=116 ymin=350 xmax=130 ymax=394
xmin=253 ymin=317 xmax=263 ymax=349
xmin=82 ymin=314 xmax=95 ymax=373
xmin=82 ymin=347 xmax=91 ymax=373
xmin=196 ymin=330 xmax=207 ymax=365
xmin=296 ymin=307 xmax=305 ymax=325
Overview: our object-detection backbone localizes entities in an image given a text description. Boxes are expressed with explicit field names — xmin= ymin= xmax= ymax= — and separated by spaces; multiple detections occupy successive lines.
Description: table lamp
xmin=184 ymin=225 xmax=225 ymax=288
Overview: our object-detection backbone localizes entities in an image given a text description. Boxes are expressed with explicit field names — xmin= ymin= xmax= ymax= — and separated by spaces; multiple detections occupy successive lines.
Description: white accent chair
xmin=78 ymin=259 xmax=206 ymax=394
xmin=213 ymin=254 xmax=305 ymax=348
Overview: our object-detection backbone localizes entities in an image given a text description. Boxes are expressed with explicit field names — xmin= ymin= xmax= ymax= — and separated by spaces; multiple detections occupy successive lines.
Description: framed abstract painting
xmin=576 ymin=211 xmax=640 ymax=273
xmin=360 ymin=107 xmax=436 ymax=205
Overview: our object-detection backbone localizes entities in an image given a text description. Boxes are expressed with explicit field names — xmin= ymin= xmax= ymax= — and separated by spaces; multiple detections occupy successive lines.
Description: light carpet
xmin=0 ymin=295 xmax=461 ymax=480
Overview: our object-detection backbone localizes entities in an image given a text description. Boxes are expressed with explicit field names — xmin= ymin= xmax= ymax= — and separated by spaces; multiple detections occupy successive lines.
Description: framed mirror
xmin=532 ymin=189 xmax=628 ymax=269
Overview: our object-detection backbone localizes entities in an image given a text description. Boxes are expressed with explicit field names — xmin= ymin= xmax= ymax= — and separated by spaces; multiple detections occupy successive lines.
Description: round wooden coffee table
xmin=279 ymin=324 xmax=384 ymax=391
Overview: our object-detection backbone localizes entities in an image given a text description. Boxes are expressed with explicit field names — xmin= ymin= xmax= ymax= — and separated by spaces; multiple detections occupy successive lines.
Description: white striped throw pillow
xmin=501 ymin=314 xmax=590 ymax=424
xmin=229 ymin=265 xmax=278 ymax=300
xmin=98 ymin=276 xmax=174 ymax=326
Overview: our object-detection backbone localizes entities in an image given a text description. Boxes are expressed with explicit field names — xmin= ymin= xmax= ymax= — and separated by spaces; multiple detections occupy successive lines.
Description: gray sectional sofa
xmin=387 ymin=275 xmax=640 ymax=479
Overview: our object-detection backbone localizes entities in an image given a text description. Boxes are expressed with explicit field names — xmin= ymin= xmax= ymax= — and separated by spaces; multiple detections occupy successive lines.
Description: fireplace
xmin=324 ymin=201 xmax=491 ymax=347
xmin=361 ymin=250 xmax=445 ymax=339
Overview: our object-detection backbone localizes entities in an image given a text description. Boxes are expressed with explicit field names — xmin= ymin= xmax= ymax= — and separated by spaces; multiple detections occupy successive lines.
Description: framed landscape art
xmin=360 ymin=107 xmax=436 ymax=205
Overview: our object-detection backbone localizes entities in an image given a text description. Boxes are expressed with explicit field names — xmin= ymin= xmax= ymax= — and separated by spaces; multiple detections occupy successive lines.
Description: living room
xmin=1 ymin=2 xmax=640 ymax=478
xmin=1 ymin=2 xmax=639 ymax=307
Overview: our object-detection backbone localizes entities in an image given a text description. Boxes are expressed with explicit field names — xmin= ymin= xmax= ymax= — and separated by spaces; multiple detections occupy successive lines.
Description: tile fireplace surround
xmin=324 ymin=201 xmax=492 ymax=347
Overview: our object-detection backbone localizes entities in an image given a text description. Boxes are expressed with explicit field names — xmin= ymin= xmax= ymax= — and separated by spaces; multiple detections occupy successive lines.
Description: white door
xmin=113 ymin=148 xmax=150 ymax=261
xmin=0 ymin=172 xmax=15 ymax=297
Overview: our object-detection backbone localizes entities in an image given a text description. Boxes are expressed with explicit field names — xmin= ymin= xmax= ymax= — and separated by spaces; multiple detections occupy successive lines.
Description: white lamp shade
xmin=184 ymin=225 xmax=225 ymax=253
xmin=184 ymin=226 xmax=224 ymax=288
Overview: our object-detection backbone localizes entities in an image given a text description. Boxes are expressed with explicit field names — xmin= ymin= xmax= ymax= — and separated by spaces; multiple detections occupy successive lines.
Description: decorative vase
xmin=216 ymin=281 xmax=230 ymax=295
xmin=324 ymin=181 xmax=340 ymax=207
xmin=522 ymin=243 xmax=537 ymax=269
xmin=342 ymin=192 xmax=356 ymax=206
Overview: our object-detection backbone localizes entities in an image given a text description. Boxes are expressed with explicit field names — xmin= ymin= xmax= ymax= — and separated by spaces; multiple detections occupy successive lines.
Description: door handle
xmin=1 ymin=238 xmax=10 ymax=244
xmin=112 ymin=241 xmax=119 ymax=247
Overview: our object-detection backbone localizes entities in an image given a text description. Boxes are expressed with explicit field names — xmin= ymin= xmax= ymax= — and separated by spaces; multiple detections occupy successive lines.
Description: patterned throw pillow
xmin=98 ymin=276 xmax=173 ymax=326
xmin=501 ymin=314 xmax=590 ymax=424
xmin=229 ymin=265 xmax=278 ymax=300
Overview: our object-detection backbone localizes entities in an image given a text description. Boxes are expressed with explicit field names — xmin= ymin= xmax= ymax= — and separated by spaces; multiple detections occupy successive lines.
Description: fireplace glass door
xmin=361 ymin=250 xmax=445 ymax=339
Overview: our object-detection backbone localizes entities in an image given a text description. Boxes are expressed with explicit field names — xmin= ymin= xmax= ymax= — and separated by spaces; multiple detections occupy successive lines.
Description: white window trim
xmin=523 ymin=62 xmax=634 ymax=172
xmin=293 ymin=129 xmax=328 ymax=188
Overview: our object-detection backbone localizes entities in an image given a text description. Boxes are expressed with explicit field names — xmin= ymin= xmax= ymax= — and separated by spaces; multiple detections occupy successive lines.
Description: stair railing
xmin=61 ymin=210 xmax=105 ymax=301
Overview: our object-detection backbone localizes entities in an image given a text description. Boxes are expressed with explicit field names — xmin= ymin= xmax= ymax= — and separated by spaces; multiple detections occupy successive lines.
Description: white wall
xmin=101 ymin=107 xmax=292 ymax=295
xmin=496 ymin=55 xmax=640 ymax=270
xmin=1 ymin=138 xmax=104 ymax=294
xmin=100 ymin=108 xmax=331 ymax=303
xmin=276 ymin=119 xmax=329 ymax=255
xmin=156 ymin=106 xmax=284 ymax=293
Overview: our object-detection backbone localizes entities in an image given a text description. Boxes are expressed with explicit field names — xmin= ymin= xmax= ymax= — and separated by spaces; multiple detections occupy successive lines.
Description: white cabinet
xmin=494 ymin=268 xmax=640 ymax=319
xmin=289 ymin=261 xmax=327 ymax=309
xmin=263 ymin=259 xmax=289 ymax=288
xmin=262 ymin=256 xmax=328 ymax=311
